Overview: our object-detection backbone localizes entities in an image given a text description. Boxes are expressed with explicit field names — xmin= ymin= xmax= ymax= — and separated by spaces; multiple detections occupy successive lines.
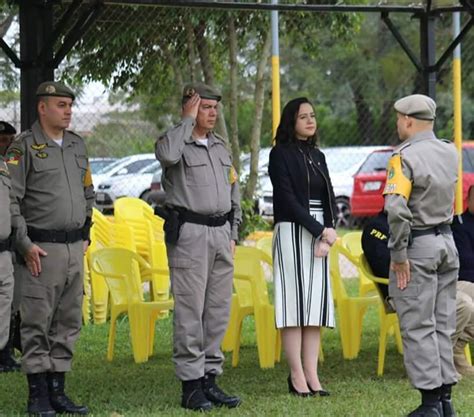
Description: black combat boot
xmin=440 ymin=384 xmax=456 ymax=417
xmin=26 ymin=373 xmax=56 ymax=417
xmin=0 ymin=316 xmax=21 ymax=372
xmin=181 ymin=379 xmax=213 ymax=411
xmin=202 ymin=373 xmax=241 ymax=408
xmin=47 ymin=372 xmax=88 ymax=415
xmin=407 ymin=388 xmax=443 ymax=417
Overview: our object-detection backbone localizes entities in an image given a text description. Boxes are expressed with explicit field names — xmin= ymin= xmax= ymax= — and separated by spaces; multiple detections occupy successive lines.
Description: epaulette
xmin=12 ymin=130 xmax=32 ymax=143
xmin=66 ymin=129 xmax=83 ymax=140
xmin=393 ymin=141 xmax=411 ymax=155
xmin=439 ymin=138 xmax=452 ymax=144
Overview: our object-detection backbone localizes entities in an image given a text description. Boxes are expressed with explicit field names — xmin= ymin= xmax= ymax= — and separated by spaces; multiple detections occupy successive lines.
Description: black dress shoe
xmin=310 ymin=388 xmax=330 ymax=397
xmin=407 ymin=403 xmax=443 ymax=417
xmin=202 ymin=373 xmax=241 ymax=408
xmin=181 ymin=379 xmax=213 ymax=412
xmin=287 ymin=375 xmax=313 ymax=397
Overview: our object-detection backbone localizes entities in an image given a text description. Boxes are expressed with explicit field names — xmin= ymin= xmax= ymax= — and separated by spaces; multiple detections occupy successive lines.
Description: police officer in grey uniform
xmin=384 ymin=94 xmax=459 ymax=417
xmin=0 ymin=121 xmax=21 ymax=373
xmin=0 ymin=159 xmax=15 ymax=372
xmin=156 ymin=82 xmax=241 ymax=411
xmin=7 ymin=81 xmax=94 ymax=417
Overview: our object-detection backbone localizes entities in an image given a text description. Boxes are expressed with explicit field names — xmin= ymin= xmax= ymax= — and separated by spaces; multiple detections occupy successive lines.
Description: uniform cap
xmin=182 ymin=82 xmax=221 ymax=102
xmin=36 ymin=81 xmax=75 ymax=100
xmin=0 ymin=121 xmax=16 ymax=135
xmin=394 ymin=94 xmax=436 ymax=120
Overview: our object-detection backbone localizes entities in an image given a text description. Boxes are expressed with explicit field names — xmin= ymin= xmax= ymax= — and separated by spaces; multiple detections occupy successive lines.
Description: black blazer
xmin=268 ymin=143 xmax=337 ymax=238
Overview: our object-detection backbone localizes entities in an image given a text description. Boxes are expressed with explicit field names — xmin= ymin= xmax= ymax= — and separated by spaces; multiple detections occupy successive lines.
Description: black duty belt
xmin=0 ymin=237 xmax=12 ymax=252
xmin=411 ymin=224 xmax=452 ymax=238
xmin=179 ymin=210 xmax=232 ymax=227
xmin=27 ymin=227 xmax=83 ymax=244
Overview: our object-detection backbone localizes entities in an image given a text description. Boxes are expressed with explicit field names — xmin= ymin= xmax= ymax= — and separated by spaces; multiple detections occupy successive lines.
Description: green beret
xmin=394 ymin=94 xmax=436 ymax=121
xmin=36 ymin=81 xmax=75 ymax=100
xmin=182 ymin=82 xmax=221 ymax=102
xmin=0 ymin=121 xmax=16 ymax=135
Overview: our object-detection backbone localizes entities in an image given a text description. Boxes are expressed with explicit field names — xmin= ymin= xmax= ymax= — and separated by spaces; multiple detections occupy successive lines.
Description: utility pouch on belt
xmin=155 ymin=206 xmax=181 ymax=245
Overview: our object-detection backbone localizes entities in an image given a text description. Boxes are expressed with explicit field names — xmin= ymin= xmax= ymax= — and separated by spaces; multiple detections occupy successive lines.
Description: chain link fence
xmin=0 ymin=2 xmax=473 ymax=232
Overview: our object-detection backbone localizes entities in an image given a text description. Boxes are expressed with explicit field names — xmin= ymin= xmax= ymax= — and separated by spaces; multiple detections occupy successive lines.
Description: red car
xmin=351 ymin=142 xmax=474 ymax=218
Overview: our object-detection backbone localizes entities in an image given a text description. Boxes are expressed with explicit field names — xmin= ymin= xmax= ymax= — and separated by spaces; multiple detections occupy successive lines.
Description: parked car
xmin=147 ymin=169 xmax=167 ymax=208
xmin=95 ymin=160 xmax=162 ymax=212
xmin=350 ymin=142 xmax=474 ymax=218
xmin=89 ymin=157 xmax=117 ymax=174
xmin=255 ymin=146 xmax=389 ymax=227
xmin=92 ymin=153 xmax=157 ymax=188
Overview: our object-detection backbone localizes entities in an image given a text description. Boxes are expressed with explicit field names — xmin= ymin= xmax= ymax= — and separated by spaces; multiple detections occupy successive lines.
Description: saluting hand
xmin=25 ymin=244 xmax=48 ymax=277
xmin=182 ymin=93 xmax=201 ymax=120
xmin=322 ymin=228 xmax=338 ymax=246
xmin=391 ymin=260 xmax=411 ymax=290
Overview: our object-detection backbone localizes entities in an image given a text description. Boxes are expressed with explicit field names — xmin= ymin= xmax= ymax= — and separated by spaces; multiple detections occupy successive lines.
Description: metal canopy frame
xmin=0 ymin=0 xmax=472 ymax=129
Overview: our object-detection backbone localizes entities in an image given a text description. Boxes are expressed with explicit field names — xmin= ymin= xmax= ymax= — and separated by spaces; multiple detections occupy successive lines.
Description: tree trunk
xmin=194 ymin=19 xmax=229 ymax=140
xmin=228 ymin=15 xmax=240 ymax=172
xmin=243 ymin=30 xmax=272 ymax=201
xmin=350 ymin=81 xmax=375 ymax=145
xmin=185 ymin=16 xmax=198 ymax=83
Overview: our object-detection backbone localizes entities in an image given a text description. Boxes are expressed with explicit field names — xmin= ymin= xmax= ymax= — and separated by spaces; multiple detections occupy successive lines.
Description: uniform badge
xmin=31 ymin=143 xmax=47 ymax=151
xmin=5 ymin=147 xmax=23 ymax=165
xmin=45 ymin=85 xmax=56 ymax=94
xmin=185 ymin=88 xmax=196 ymax=97
xmin=36 ymin=152 xmax=48 ymax=159
xmin=229 ymin=165 xmax=238 ymax=185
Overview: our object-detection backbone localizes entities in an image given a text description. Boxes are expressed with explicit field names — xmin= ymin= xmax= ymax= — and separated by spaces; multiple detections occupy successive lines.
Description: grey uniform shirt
xmin=155 ymin=116 xmax=241 ymax=241
xmin=7 ymin=121 xmax=95 ymax=255
xmin=0 ymin=161 xmax=11 ymax=241
xmin=384 ymin=130 xmax=458 ymax=263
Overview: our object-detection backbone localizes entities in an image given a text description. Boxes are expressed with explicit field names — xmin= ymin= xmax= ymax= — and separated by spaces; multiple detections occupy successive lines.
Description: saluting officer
xmin=0 ymin=159 xmax=15 ymax=372
xmin=6 ymin=81 xmax=94 ymax=417
xmin=155 ymin=82 xmax=241 ymax=411
xmin=384 ymin=94 xmax=459 ymax=417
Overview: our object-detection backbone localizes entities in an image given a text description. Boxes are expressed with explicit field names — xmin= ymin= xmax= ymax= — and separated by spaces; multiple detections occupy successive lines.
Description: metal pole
xmin=271 ymin=0 xmax=280 ymax=140
xmin=453 ymin=12 xmax=463 ymax=214
xmin=420 ymin=14 xmax=437 ymax=99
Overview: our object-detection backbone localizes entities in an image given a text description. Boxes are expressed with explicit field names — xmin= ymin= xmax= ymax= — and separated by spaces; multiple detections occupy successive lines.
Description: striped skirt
xmin=272 ymin=199 xmax=335 ymax=329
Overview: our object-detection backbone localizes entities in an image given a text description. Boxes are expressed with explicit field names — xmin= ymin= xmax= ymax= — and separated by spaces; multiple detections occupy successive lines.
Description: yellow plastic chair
xmin=91 ymin=248 xmax=174 ymax=363
xmin=224 ymin=246 xmax=281 ymax=368
xmin=342 ymin=232 xmax=377 ymax=296
xmin=359 ymin=254 xmax=403 ymax=375
xmin=255 ymin=236 xmax=272 ymax=264
xmin=82 ymin=255 xmax=91 ymax=325
xmin=245 ymin=230 xmax=273 ymax=242
xmin=466 ymin=344 xmax=472 ymax=366
xmin=329 ymin=240 xmax=379 ymax=359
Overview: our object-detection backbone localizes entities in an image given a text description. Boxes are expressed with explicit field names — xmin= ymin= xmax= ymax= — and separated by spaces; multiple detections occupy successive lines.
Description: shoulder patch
xmin=382 ymin=154 xmax=412 ymax=200
xmin=0 ymin=161 xmax=9 ymax=178
xmin=5 ymin=147 xmax=23 ymax=165
xmin=83 ymin=163 xmax=93 ymax=187
xmin=229 ymin=165 xmax=238 ymax=185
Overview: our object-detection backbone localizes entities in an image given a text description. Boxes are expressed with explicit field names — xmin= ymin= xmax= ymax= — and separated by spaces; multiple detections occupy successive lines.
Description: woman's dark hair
xmin=274 ymin=97 xmax=318 ymax=147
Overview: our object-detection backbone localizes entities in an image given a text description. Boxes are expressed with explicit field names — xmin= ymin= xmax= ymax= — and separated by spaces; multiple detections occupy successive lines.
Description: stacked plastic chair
xmin=223 ymin=246 xmax=281 ymax=369
xmin=359 ymin=254 xmax=403 ymax=375
xmin=114 ymin=198 xmax=170 ymax=305
xmin=91 ymin=248 xmax=174 ymax=363
xmin=82 ymin=255 xmax=91 ymax=325
xmin=329 ymin=240 xmax=379 ymax=359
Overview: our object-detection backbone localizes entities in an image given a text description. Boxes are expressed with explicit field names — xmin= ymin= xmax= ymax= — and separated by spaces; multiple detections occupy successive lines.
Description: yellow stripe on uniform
xmin=383 ymin=154 xmax=412 ymax=200
xmin=83 ymin=163 xmax=93 ymax=187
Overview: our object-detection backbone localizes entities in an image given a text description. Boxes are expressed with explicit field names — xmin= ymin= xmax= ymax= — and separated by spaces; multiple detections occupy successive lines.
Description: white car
xmin=92 ymin=153 xmax=158 ymax=188
xmin=95 ymin=161 xmax=162 ymax=212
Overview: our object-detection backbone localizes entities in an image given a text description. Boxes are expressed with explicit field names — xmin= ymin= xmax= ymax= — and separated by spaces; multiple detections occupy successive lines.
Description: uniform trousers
xmin=389 ymin=233 xmax=459 ymax=390
xmin=167 ymin=222 xmax=233 ymax=381
xmin=20 ymin=241 xmax=84 ymax=374
xmin=0 ymin=251 xmax=14 ymax=350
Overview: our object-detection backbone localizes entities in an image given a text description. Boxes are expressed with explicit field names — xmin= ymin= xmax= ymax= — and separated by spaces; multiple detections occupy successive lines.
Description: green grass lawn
xmin=2 ymin=281 xmax=474 ymax=417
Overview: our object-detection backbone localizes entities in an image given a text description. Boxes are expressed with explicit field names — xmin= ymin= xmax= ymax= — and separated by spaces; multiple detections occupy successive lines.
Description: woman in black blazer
xmin=269 ymin=97 xmax=338 ymax=396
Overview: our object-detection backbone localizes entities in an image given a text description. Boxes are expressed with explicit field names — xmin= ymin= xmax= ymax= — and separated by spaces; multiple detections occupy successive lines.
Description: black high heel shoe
xmin=287 ymin=375 xmax=313 ymax=397
xmin=308 ymin=385 xmax=331 ymax=397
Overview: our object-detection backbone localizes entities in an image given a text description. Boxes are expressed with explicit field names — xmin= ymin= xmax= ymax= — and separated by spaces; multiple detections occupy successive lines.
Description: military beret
xmin=182 ymin=82 xmax=221 ymax=102
xmin=394 ymin=94 xmax=436 ymax=121
xmin=0 ymin=121 xmax=16 ymax=135
xmin=36 ymin=81 xmax=75 ymax=100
